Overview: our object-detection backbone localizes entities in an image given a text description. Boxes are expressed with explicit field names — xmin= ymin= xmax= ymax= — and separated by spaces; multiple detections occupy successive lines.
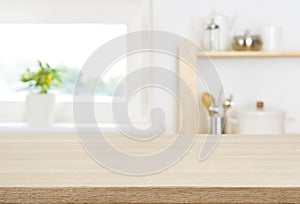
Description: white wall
xmin=152 ymin=0 xmax=300 ymax=133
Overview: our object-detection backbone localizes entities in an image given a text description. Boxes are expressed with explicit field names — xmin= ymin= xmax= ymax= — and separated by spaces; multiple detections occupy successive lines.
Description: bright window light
xmin=0 ymin=23 xmax=127 ymax=101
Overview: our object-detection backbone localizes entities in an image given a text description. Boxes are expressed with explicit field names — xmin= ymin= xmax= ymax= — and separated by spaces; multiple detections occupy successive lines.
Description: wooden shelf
xmin=197 ymin=51 xmax=300 ymax=58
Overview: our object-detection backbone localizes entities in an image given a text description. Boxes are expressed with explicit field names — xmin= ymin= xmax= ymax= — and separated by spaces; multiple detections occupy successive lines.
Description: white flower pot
xmin=26 ymin=93 xmax=55 ymax=127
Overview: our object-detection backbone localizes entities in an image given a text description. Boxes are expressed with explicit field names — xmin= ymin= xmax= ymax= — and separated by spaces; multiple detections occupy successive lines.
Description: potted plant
xmin=21 ymin=61 xmax=61 ymax=126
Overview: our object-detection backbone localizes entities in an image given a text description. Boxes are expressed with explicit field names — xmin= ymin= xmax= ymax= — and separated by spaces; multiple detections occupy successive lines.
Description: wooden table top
xmin=1 ymin=133 xmax=300 ymax=203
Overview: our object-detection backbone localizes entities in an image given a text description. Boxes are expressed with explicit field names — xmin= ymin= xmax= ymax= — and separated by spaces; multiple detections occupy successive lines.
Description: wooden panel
xmin=1 ymin=187 xmax=300 ymax=204
xmin=197 ymin=51 xmax=300 ymax=58
xmin=177 ymin=40 xmax=199 ymax=133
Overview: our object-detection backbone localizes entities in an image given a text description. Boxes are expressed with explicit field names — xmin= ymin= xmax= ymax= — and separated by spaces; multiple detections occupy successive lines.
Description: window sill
xmin=0 ymin=122 xmax=152 ymax=135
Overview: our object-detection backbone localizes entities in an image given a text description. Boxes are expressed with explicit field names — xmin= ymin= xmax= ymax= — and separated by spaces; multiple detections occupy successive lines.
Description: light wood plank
xmin=197 ymin=51 xmax=300 ymax=58
xmin=177 ymin=40 xmax=200 ymax=133
xmin=0 ymin=134 xmax=300 ymax=187
xmin=1 ymin=134 xmax=300 ymax=203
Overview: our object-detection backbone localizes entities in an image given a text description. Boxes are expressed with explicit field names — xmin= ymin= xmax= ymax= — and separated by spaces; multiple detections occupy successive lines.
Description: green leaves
xmin=21 ymin=61 xmax=62 ymax=94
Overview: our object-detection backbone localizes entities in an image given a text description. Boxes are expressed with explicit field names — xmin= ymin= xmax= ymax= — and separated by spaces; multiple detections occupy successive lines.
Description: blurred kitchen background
xmin=152 ymin=0 xmax=300 ymax=134
xmin=0 ymin=0 xmax=299 ymax=134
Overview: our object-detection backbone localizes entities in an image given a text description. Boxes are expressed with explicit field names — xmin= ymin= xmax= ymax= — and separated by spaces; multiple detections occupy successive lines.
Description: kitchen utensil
xmin=201 ymin=92 xmax=219 ymax=117
xmin=232 ymin=30 xmax=263 ymax=51
xmin=223 ymin=94 xmax=234 ymax=112
xmin=201 ymin=92 xmax=213 ymax=110
xmin=202 ymin=92 xmax=233 ymax=134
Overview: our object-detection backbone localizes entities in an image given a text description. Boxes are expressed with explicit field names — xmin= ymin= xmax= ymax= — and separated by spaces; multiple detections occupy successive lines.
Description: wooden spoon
xmin=201 ymin=92 xmax=213 ymax=111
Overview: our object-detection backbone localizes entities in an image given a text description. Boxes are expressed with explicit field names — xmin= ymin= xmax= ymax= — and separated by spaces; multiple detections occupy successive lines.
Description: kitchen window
xmin=0 ymin=0 xmax=152 ymax=124
xmin=0 ymin=23 xmax=127 ymax=101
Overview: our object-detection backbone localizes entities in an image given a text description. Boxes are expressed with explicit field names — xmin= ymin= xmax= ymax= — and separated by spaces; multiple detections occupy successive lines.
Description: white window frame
xmin=0 ymin=0 xmax=153 ymax=124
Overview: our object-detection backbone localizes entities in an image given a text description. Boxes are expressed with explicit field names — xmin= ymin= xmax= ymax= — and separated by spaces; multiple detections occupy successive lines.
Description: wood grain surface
xmin=1 ymin=133 xmax=300 ymax=203
xmin=197 ymin=51 xmax=300 ymax=58
xmin=1 ymin=187 xmax=300 ymax=203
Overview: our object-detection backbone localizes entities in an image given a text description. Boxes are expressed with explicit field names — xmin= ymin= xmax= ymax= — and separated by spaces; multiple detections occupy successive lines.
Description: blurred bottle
xmin=203 ymin=10 xmax=235 ymax=51
xmin=204 ymin=18 xmax=220 ymax=51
